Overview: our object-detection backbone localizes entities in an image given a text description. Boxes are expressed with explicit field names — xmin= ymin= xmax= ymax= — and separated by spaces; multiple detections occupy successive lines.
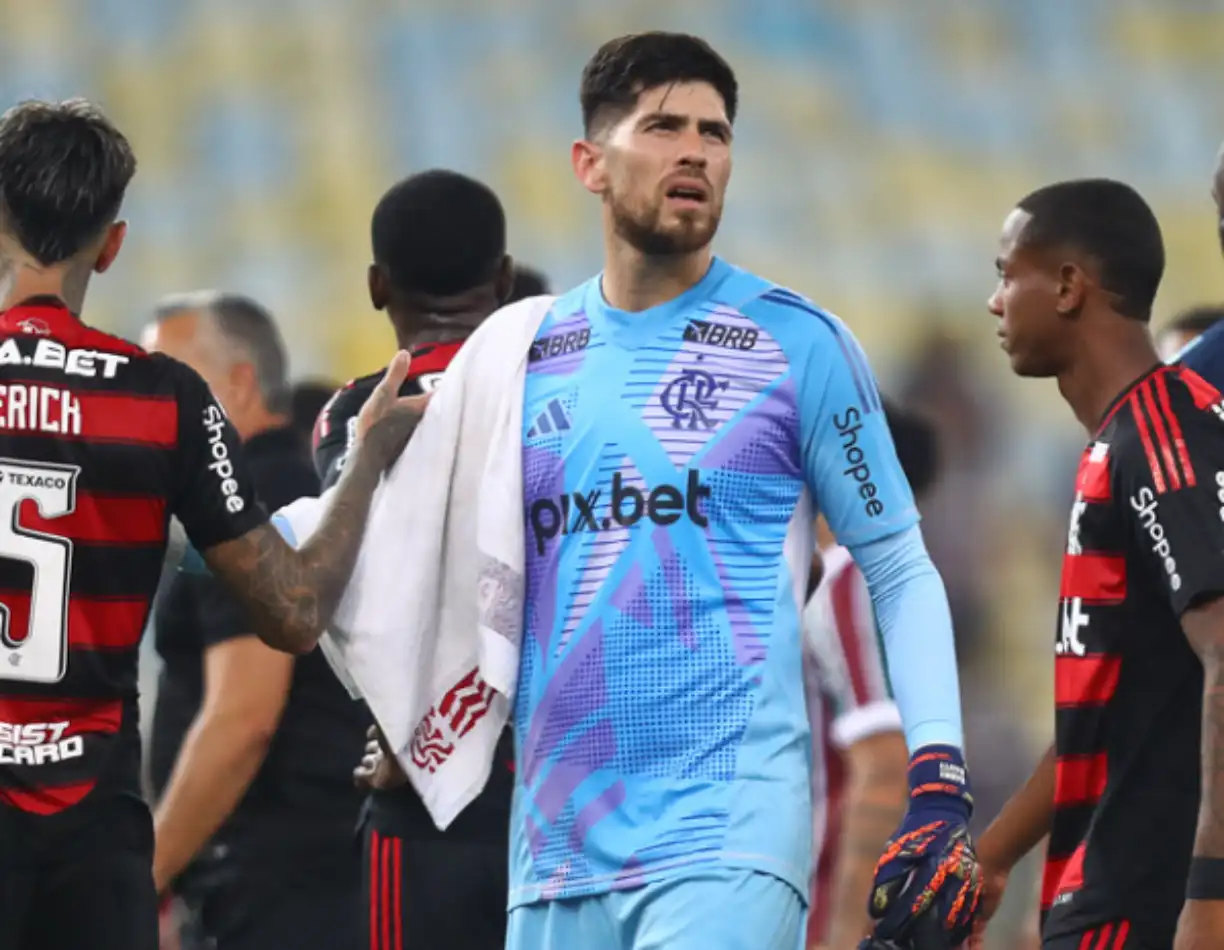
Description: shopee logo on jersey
xmin=835 ymin=407 xmax=884 ymax=518
xmin=528 ymin=469 xmax=711 ymax=555
xmin=203 ymin=404 xmax=246 ymax=514
xmin=1130 ymin=486 xmax=1181 ymax=592
xmin=0 ymin=720 xmax=83 ymax=766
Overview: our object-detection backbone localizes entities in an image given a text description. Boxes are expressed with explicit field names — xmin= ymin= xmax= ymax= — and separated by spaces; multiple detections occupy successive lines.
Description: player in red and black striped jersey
xmin=314 ymin=171 xmax=547 ymax=950
xmin=0 ymin=101 xmax=423 ymax=950
xmin=975 ymin=179 xmax=1224 ymax=950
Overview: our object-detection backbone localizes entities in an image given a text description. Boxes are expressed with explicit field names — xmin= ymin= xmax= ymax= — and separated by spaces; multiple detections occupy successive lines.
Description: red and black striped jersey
xmin=0 ymin=298 xmax=265 ymax=818
xmin=311 ymin=340 xmax=461 ymax=491
xmin=1044 ymin=364 xmax=1224 ymax=946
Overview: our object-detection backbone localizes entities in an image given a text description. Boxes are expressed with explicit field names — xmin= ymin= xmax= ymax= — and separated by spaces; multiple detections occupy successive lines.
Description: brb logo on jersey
xmin=660 ymin=369 xmax=729 ymax=430
xmin=528 ymin=469 xmax=711 ymax=555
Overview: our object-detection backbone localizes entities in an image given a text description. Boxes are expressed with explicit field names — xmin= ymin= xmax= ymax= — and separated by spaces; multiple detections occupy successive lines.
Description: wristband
xmin=908 ymin=744 xmax=974 ymax=812
xmin=1188 ymin=857 xmax=1224 ymax=900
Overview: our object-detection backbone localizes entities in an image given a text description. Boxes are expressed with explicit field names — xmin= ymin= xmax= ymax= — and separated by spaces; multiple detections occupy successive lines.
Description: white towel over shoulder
xmin=273 ymin=295 xmax=553 ymax=828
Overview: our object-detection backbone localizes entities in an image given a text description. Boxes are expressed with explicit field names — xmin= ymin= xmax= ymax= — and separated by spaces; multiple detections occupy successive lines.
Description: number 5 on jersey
xmin=0 ymin=459 xmax=80 ymax=684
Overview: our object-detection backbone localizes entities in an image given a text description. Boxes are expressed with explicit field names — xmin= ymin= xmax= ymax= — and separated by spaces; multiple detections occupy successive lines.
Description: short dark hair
xmin=0 ymin=98 xmax=136 ymax=265
xmin=883 ymin=400 xmax=939 ymax=497
xmin=1164 ymin=304 xmax=1224 ymax=338
xmin=371 ymin=170 xmax=506 ymax=297
xmin=580 ymin=32 xmax=738 ymax=136
xmin=1015 ymin=178 xmax=1165 ymax=322
xmin=508 ymin=265 xmax=551 ymax=303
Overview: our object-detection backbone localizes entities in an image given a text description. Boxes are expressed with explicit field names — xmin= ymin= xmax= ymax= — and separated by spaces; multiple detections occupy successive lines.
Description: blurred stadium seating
xmin=2 ymin=0 xmax=1221 ymax=381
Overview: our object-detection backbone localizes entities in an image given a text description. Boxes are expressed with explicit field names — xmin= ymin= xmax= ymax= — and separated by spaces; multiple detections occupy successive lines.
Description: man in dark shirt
xmin=314 ymin=171 xmax=545 ymax=950
xmin=144 ymin=293 xmax=368 ymax=950
xmin=975 ymin=179 xmax=1224 ymax=950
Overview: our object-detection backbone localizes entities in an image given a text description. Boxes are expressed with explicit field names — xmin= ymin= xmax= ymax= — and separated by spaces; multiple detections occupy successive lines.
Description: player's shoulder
xmin=712 ymin=267 xmax=864 ymax=371
xmin=1174 ymin=320 xmax=1224 ymax=385
xmin=716 ymin=268 xmax=846 ymax=337
xmin=318 ymin=371 xmax=383 ymax=427
xmin=66 ymin=321 xmax=151 ymax=362
xmin=1105 ymin=366 xmax=1224 ymax=483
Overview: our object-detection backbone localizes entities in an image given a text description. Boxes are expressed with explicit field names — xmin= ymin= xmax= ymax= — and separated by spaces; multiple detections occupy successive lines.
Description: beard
xmin=609 ymin=193 xmax=720 ymax=256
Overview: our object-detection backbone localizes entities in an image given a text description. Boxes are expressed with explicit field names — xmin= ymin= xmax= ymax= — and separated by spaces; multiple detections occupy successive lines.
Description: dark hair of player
xmin=579 ymin=32 xmax=739 ymax=137
xmin=508 ymin=265 xmax=552 ymax=303
xmin=882 ymin=399 xmax=939 ymax=498
xmin=0 ymin=98 xmax=136 ymax=265
xmin=1164 ymin=304 xmax=1224 ymax=338
xmin=371 ymin=170 xmax=506 ymax=298
xmin=1015 ymin=178 xmax=1164 ymax=323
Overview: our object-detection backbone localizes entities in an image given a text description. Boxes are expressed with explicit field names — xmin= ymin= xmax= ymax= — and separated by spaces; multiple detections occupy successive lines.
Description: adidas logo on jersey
xmin=526 ymin=399 xmax=571 ymax=439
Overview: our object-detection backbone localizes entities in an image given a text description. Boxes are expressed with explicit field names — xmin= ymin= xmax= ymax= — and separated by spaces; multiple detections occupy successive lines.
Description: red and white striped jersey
xmin=802 ymin=543 xmax=901 ymax=945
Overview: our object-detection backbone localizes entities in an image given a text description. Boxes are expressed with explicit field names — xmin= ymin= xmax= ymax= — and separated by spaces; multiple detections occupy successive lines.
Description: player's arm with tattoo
xmin=827 ymin=731 xmax=909 ymax=950
xmin=205 ymin=352 xmax=428 ymax=655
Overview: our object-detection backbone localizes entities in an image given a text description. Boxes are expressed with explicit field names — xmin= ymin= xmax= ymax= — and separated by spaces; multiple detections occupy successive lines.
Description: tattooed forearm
xmin=205 ymin=407 xmax=423 ymax=653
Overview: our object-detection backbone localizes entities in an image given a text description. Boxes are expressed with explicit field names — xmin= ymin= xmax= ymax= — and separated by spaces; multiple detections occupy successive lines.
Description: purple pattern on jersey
xmin=610 ymin=561 xmax=656 ymax=628
xmin=523 ymin=445 xmax=565 ymax=656
xmin=637 ymin=307 xmax=790 ymax=470
xmin=528 ymin=311 xmax=591 ymax=377
xmin=651 ymin=528 xmax=697 ymax=648
xmin=521 ymin=617 xmax=608 ymax=789
xmin=699 ymin=374 xmax=801 ymax=478
xmin=555 ymin=455 xmax=643 ymax=654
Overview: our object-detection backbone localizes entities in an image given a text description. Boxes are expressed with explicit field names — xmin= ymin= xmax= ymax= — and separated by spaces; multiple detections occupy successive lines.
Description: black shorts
xmin=363 ymin=826 xmax=507 ymax=950
xmin=1044 ymin=920 xmax=1161 ymax=950
xmin=176 ymin=824 xmax=363 ymax=950
xmin=0 ymin=794 xmax=158 ymax=950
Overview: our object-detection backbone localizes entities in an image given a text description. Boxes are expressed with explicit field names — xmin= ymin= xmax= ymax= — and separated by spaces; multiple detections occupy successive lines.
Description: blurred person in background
xmin=979 ymin=179 xmax=1224 ymax=950
xmin=313 ymin=169 xmax=521 ymax=950
xmin=1156 ymin=305 xmax=1224 ymax=363
xmin=803 ymin=400 xmax=938 ymax=950
xmin=290 ymin=378 xmax=341 ymax=449
xmin=509 ymin=263 xmax=552 ymax=301
xmin=143 ymin=293 xmax=368 ymax=950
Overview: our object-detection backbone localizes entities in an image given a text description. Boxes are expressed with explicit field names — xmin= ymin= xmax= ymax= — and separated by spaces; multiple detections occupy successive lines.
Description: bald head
xmin=143 ymin=291 xmax=289 ymax=440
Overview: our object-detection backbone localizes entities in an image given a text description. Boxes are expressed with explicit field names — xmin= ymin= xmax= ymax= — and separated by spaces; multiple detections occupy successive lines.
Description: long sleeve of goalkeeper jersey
xmin=848 ymin=524 xmax=965 ymax=752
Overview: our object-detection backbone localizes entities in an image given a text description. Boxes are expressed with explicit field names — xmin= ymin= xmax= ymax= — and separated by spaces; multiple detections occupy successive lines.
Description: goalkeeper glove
xmin=866 ymin=745 xmax=982 ymax=948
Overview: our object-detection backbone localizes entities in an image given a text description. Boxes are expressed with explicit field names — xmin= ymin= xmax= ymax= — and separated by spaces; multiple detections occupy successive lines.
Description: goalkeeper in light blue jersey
xmin=505 ymin=31 xmax=982 ymax=950
xmin=181 ymin=33 xmax=983 ymax=950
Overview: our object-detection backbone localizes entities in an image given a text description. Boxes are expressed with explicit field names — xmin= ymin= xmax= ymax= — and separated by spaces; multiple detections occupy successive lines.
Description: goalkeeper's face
xmin=574 ymin=81 xmax=732 ymax=256
xmin=988 ymin=207 xmax=1075 ymax=378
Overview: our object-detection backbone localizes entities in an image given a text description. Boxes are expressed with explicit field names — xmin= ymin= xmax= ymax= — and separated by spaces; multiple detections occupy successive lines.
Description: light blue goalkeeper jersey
xmin=512 ymin=257 xmax=920 ymax=906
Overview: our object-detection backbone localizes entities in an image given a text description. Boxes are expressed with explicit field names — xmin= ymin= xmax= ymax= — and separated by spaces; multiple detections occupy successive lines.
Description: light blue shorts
xmin=506 ymin=868 xmax=806 ymax=950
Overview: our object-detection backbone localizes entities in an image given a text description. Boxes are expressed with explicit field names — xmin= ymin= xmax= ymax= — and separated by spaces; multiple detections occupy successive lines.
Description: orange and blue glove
xmin=863 ymin=745 xmax=983 ymax=950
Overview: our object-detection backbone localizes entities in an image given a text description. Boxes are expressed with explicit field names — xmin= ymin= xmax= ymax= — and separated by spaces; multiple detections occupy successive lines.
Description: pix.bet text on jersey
xmin=1045 ymin=365 xmax=1224 ymax=947
xmin=0 ymin=298 xmax=263 ymax=818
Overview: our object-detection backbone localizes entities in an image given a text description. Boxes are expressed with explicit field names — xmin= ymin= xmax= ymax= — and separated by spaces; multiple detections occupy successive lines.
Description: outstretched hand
xmin=356 ymin=350 xmax=432 ymax=470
